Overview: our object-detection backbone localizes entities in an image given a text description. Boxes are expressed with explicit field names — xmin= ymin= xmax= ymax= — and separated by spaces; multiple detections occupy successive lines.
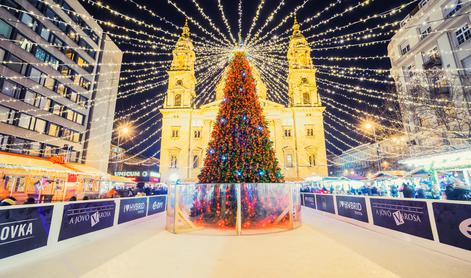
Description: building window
xmin=193 ymin=155 xmax=199 ymax=169
xmin=172 ymin=128 xmax=180 ymax=138
xmin=400 ymin=42 xmax=410 ymax=55
xmin=0 ymin=134 xmax=9 ymax=151
xmin=461 ymin=55 xmax=471 ymax=75
xmin=286 ymin=154 xmax=294 ymax=168
xmin=3 ymin=53 xmax=27 ymax=75
xmin=1 ymin=79 xmax=22 ymax=99
xmin=444 ymin=0 xmax=462 ymax=18
xmin=0 ymin=106 xmax=16 ymax=124
xmin=34 ymin=118 xmax=46 ymax=133
xmin=306 ymin=128 xmax=314 ymax=137
xmin=309 ymin=155 xmax=316 ymax=167
xmin=174 ymin=94 xmax=182 ymax=106
xmin=0 ymin=19 xmax=13 ymax=39
xmin=303 ymin=92 xmax=310 ymax=104
xmin=15 ymin=33 xmax=34 ymax=53
xmin=455 ymin=24 xmax=471 ymax=45
xmin=194 ymin=130 xmax=201 ymax=138
xmin=48 ymin=123 xmax=60 ymax=137
xmin=419 ymin=24 xmax=432 ymax=40
xmin=170 ymin=155 xmax=178 ymax=168
xmin=284 ymin=129 xmax=292 ymax=137
xmin=17 ymin=114 xmax=34 ymax=130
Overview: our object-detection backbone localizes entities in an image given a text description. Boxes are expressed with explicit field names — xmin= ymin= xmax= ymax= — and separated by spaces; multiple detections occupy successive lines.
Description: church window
xmin=301 ymin=78 xmax=308 ymax=84
xmin=170 ymin=155 xmax=177 ymax=168
xmin=309 ymin=155 xmax=316 ymax=167
xmin=174 ymin=94 xmax=182 ymax=106
xmin=284 ymin=129 xmax=292 ymax=137
xmin=303 ymin=92 xmax=311 ymax=105
xmin=194 ymin=130 xmax=201 ymax=138
xmin=306 ymin=128 xmax=314 ymax=137
xmin=172 ymin=128 xmax=180 ymax=138
xmin=176 ymin=80 xmax=183 ymax=86
xmin=192 ymin=155 xmax=199 ymax=169
xmin=286 ymin=154 xmax=294 ymax=168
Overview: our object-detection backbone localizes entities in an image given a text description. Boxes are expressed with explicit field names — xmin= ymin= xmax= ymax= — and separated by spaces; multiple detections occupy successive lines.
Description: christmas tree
xmin=190 ymin=53 xmax=285 ymax=229
xmin=198 ymin=52 xmax=284 ymax=183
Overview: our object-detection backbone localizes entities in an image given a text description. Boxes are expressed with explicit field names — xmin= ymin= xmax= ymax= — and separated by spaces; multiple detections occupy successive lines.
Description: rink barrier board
xmin=301 ymin=193 xmax=471 ymax=259
xmin=0 ymin=195 xmax=167 ymax=260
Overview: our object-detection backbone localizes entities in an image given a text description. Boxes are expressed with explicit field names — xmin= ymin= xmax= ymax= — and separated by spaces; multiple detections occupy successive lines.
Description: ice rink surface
xmin=2 ymin=207 xmax=471 ymax=278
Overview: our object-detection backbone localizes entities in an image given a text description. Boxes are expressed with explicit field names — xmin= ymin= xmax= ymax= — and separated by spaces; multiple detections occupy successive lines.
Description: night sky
xmin=81 ymin=0 xmax=417 ymax=161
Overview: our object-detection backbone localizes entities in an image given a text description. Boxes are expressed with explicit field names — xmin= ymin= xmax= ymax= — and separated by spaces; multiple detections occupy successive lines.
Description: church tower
xmin=282 ymin=16 xmax=328 ymax=179
xmin=287 ymin=16 xmax=321 ymax=107
xmin=164 ymin=19 xmax=196 ymax=108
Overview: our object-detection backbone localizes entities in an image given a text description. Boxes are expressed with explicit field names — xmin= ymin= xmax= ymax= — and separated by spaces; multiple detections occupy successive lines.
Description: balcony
xmin=423 ymin=55 xmax=442 ymax=69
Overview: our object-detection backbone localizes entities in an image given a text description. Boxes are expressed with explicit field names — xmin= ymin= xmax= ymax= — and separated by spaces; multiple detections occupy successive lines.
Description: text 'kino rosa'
xmin=0 ymin=222 xmax=33 ymax=242
xmin=376 ymin=209 xmax=422 ymax=222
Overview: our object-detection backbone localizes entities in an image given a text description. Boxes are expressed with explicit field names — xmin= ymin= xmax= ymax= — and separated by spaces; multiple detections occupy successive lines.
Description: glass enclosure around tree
xmin=166 ymin=183 xmax=302 ymax=235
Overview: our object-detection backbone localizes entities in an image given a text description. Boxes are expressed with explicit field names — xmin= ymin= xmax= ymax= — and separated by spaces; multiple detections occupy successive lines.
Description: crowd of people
xmin=0 ymin=183 xmax=168 ymax=207
xmin=301 ymin=180 xmax=471 ymax=201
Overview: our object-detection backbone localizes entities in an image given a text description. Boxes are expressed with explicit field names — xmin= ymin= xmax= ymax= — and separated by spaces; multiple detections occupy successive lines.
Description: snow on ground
xmin=2 ymin=208 xmax=471 ymax=278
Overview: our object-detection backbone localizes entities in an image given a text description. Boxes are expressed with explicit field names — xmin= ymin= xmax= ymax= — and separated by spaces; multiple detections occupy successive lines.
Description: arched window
xmin=286 ymin=154 xmax=294 ymax=168
xmin=170 ymin=155 xmax=178 ymax=168
xmin=192 ymin=155 xmax=199 ymax=169
xmin=309 ymin=155 xmax=316 ymax=167
xmin=174 ymin=94 xmax=182 ymax=106
xmin=303 ymin=92 xmax=310 ymax=105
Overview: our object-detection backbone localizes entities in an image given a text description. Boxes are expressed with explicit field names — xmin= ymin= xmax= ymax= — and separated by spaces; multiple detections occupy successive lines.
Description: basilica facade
xmin=159 ymin=19 xmax=327 ymax=183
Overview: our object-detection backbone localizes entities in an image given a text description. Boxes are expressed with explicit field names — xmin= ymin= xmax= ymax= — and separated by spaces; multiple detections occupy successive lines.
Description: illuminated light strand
xmin=79 ymin=0 xmax=179 ymax=39
xmin=1 ymin=2 xmax=180 ymax=49
xmin=0 ymin=68 xmax=168 ymax=112
xmin=249 ymin=0 xmax=321 ymax=46
xmin=0 ymin=74 xmax=167 ymax=117
xmin=124 ymin=0 xmax=181 ymax=30
xmin=194 ymin=59 xmax=229 ymax=106
xmin=216 ymin=0 xmax=237 ymax=45
xmin=324 ymin=111 xmax=373 ymax=140
xmin=248 ymin=0 xmax=286 ymax=46
xmin=3 ymin=86 xmax=166 ymax=148
xmin=244 ymin=0 xmax=266 ymax=43
xmin=308 ymin=0 xmax=419 ymax=40
xmin=317 ymin=77 xmax=471 ymax=107
xmin=238 ymin=0 xmax=243 ymax=44
xmin=321 ymin=96 xmax=470 ymax=136
xmin=249 ymin=55 xmax=289 ymax=104
xmin=166 ymin=0 xmax=231 ymax=47
xmin=189 ymin=0 xmax=233 ymax=45
xmin=256 ymin=0 xmax=372 ymax=48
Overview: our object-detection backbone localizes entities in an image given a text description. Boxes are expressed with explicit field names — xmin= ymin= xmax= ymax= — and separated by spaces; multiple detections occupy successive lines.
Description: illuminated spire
xmin=182 ymin=18 xmax=189 ymax=38
xmin=293 ymin=14 xmax=301 ymax=36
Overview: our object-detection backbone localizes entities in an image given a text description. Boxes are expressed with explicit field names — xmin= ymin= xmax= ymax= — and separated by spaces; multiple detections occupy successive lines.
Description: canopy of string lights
xmin=3 ymin=0 xmax=469 ymax=166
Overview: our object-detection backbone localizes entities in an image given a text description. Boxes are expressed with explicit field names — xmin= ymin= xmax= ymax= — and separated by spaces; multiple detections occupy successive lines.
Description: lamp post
xmin=114 ymin=124 xmax=132 ymax=174
xmin=363 ymin=120 xmax=381 ymax=173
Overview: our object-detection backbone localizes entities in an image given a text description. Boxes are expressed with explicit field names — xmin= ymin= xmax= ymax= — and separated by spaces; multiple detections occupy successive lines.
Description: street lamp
xmin=361 ymin=120 xmax=381 ymax=173
xmin=114 ymin=123 xmax=133 ymax=173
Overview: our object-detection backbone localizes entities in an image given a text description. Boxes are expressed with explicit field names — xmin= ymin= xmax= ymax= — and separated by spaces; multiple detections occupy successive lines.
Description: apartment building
xmin=388 ymin=0 xmax=471 ymax=154
xmin=0 ymin=0 xmax=122 ymax=172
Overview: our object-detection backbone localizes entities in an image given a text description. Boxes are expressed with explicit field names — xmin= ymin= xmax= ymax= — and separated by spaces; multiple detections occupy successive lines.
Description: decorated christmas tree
xmin=198 ymin=52 xmax=284 ymax=183
xmin=190 ymin=53 xmax=285 ymax=229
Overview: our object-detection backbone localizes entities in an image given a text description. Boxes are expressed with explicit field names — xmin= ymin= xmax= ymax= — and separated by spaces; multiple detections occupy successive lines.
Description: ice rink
xmin=2 ymin=208 xmax=471 ymax=278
